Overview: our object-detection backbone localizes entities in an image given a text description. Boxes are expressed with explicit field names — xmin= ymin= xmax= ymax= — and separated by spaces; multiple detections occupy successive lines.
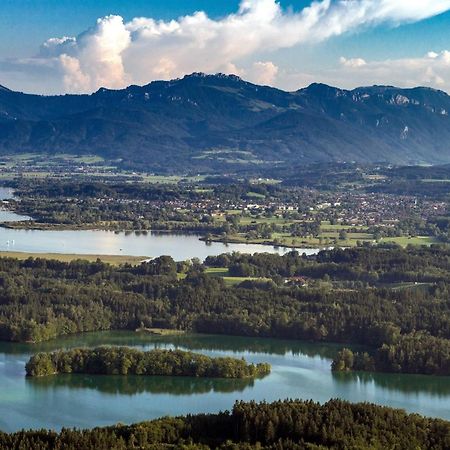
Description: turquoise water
xmin=1 ymin=332 xmax=450 ymax=432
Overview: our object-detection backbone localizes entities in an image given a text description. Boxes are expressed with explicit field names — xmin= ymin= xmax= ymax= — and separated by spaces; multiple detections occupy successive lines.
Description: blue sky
xmin=2 ymin=0 xmax=450 ymax=94
xmin=2 ymin=0 xmax=239 ymax=57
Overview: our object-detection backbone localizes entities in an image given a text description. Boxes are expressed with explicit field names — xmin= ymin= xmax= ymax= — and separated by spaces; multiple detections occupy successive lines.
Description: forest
xmin=1 ymin=246 xmax=450 ymax=374
xmin=205 ymin=244 xmax=450 ymax=283
xmin=25 ymin=346 xmax=271 ymax=379
xmin=332 ymin=332 xmax=450 ymax=375
xmin=0 ymin=398 xmax=448 ymax=449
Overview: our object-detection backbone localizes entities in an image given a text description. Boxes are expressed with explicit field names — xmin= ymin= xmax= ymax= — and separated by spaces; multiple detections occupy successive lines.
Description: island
xmin=25 ymin=346 xmax=271 ymax=379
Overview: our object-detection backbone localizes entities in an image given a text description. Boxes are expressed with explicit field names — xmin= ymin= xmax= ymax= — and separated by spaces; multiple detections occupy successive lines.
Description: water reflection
xmin=153 ymin=334 xmax=346 ymax=359
xmin=333 ymin=371 xmax=450 ymax=397
xmin=2 ymin=331 xmax=450 ymax=431
xmin=0 ymin=228 xmax=318 ymax=259
xmin=5 ymin=331 xmax=450 ymax=400
xmin=0 ymin=331 xmax=343 ymax=360
xmin=0 ymin=187 xmax=31 ymax=222
xmin=27 ymin=373 xmax=255 ymax=396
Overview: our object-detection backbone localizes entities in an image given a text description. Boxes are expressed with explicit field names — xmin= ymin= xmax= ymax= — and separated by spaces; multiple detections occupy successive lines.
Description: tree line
xmin=332 ymin=332 xmax=450 ymax=376
xmin=0 ymin=398 xmax=448 ymax=449
xmin=206 ymin=244 xmax=450 ymax=284
xmin=25 ymin=346 xmax=271 ymax=379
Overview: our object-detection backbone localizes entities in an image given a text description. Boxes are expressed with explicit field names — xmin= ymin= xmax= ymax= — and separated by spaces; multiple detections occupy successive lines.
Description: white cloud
xmin=60 ymin=55 xmax=91 ymax=93
xmin=337 ymin=51 xmax=450 ymax=89
xmin=2 ymin=0 xmax=450 ymax=93
xmin=277 ymin=50 xmax=450 ymax=92
xmin=246 ymin=61 xmax=279 ymax=85
xmin=40 ymin=37 xmax=76 ymax=58
xmin=339 ymin=57 xmax=367 ymax=68
xmin=57 ymin=15 xmax=131 ymax=91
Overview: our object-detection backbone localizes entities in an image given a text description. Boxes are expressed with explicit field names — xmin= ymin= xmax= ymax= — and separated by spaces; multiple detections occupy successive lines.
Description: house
xmin=285 ymin=276 xmax=309 ymax=287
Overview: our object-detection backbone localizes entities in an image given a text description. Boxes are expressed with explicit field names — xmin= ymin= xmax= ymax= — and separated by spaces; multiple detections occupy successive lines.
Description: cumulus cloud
xmin=57 ymin=15 xmax=131 ymax=91
xmin=276 ymin=50 xmax=450 ymax=93
xmin=339 ymin=57 xmax=367 ymax=68
xmin=246 ymin=61 xmax=280 ymax=85
xmin=2 ymin=0 xmax=450 ymax=93
xmin=335 ymin=51 xmax=450 ymax=90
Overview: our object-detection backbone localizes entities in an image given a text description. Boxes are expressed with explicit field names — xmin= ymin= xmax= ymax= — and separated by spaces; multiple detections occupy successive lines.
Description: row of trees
xmin=25 ymin=347 xmax=271 ymax=379
xmin=0 ymin=399 xmax=449 ymax=449
xmin=332 ymin=332 xmax=450 ymax=376
xmin=206 ymin=244 xmax=450 ymax=284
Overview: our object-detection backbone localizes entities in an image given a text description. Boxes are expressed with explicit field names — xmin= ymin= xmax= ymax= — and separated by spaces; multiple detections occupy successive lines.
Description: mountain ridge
xmin=1 ymin=73 xmax=450 ymax=172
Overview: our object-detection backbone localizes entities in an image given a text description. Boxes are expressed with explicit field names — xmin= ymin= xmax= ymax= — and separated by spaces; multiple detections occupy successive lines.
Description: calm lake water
xmin=0 ymin=229 xmax=319 ymax=260
xmin=1 ymin=332 xmax=450 ymax=432
xmin=0 ymin=187 xmax=319 ymax=259
xmin=0 ymin=187 xmax=31 ymax=223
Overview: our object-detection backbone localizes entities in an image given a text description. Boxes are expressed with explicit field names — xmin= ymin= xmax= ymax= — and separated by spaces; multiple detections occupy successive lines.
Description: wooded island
xmin=25 ymin=346 xmax=271 ymax=379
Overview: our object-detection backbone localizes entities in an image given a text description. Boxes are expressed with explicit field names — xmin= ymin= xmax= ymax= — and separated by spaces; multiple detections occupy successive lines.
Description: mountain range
xmin=1 ymin=73 xmax=450 ymax=172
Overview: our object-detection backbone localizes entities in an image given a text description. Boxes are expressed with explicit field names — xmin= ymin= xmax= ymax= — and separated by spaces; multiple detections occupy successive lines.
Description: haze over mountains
xmin=1 ymin=73 xmax=450 ymax=172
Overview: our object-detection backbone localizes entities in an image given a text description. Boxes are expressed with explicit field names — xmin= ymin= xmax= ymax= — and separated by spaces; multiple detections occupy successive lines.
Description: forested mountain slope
xmin=1 ymin=73 xmax=450 ymax=171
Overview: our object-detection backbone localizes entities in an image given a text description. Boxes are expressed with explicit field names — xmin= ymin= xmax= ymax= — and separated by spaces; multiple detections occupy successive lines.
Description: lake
xmin=0 ymin=229 xmax=319 ymax=260
xmin=0 ymin=187 xmax=31 ymax=223
xmin=0 ymin=187 xmax=320 ymax=260
xmin=1 ymin=332 xmax=450 ymax=432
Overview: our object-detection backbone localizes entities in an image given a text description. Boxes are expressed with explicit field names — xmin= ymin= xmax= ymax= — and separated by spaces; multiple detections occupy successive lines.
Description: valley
xmin=4 ymin=2 xmax=450 ymax=447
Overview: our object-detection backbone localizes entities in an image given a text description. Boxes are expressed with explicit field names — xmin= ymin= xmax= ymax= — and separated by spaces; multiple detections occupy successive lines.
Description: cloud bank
xmin=2 ymin=0 xmax=450 ymax=93
xmin=280 ymin=50 xmax=450 ymax=93
xmin=336 ymin=51 xmax=450 ymax=89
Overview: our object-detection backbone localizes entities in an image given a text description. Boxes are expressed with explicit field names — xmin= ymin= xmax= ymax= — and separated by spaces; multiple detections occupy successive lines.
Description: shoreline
xmin=0 ymin=221 xmax=332 ymax=249
xmin=200 ymin=235 xmax=332 ymax=250
xmin=0 ymin=251 xmax=149 ymax=265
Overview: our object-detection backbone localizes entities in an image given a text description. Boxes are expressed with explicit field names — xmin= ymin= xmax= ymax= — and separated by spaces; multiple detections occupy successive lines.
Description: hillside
xmin=1 ymin=73 xmax=450 ymax=172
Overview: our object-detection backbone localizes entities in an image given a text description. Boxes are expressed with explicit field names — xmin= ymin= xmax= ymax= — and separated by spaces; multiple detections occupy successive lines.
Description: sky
xmin=2 ymin=0 xmax=450 ymax=94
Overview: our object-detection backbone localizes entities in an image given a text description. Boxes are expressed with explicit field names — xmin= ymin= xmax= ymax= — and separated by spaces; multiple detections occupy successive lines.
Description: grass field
xmin=380 ymin=236 xmax=438 ymax=246
xmin=204 ymin=267 xmax=270 ymax=286
xmin=135 ymin=327 xmax=186 ymax=336
xmin=0 ymin=251 xmax=148 ymax=265
xmin=386 ymin=282 xmax=434 ymax=291
xmin=207 ymin=215 xmax=441 ymax=249
xmin=206 ymin=229 xmax=438 ymax=249
xmin=222 ymin=276 xmax=267 ymax=286
xmin=320 ymin=221 xmax=369 ymax=231
xmin=205 ymin=267 xmax=230 ymax=276
xmin=216 ymin=215 xmax=299 ymax=226
xmin=141 ymin=175 xmax=206 ymax=184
